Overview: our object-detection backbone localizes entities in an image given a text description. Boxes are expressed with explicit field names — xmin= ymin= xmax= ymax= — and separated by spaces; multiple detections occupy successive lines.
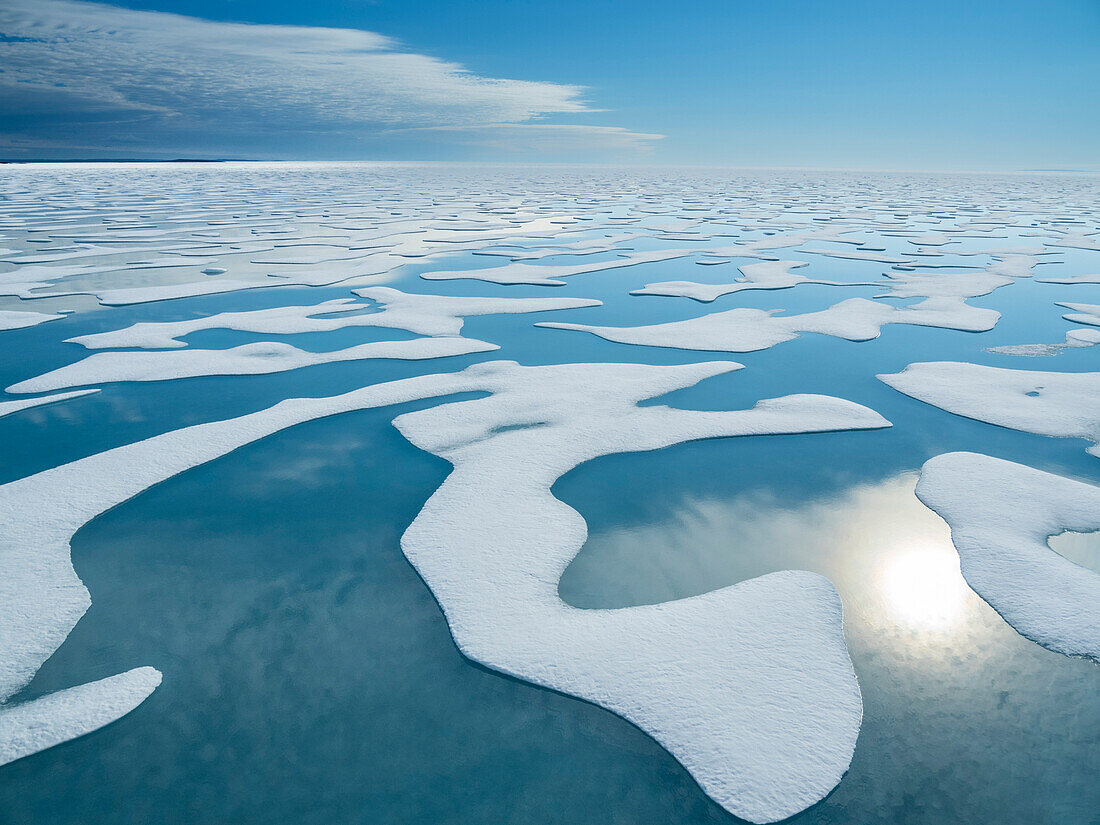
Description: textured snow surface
xmin=420 ymin=249 xmax=693 ymax=285
xmin=67 ymin=291 xmax=599 ymax=349
xmin=4 ymin=163 xmax=1100 ymax=816
xmin=0 ymin=668 xmax=161 ymax=766
xmin=916 ymin=452 xmax=1100 ymax=660
xmin=394 ymin=361 xmax=890 ymax=823
xmin=8 ymin=336 xmax=497 ymax=392
xmin=540 ymin=297 xmax=998 ymax=353
xmin=0 ymin=360 xmax=889 ymax=820
xmin=879 ymin=362 xmax=1100 ymax=457
xmin=0 ymin=310 xmax=65 ymax=331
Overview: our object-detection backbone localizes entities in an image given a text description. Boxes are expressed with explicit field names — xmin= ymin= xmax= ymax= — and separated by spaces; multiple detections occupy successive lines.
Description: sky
xmin=1 ymin=0 xmax=1098 ymax=169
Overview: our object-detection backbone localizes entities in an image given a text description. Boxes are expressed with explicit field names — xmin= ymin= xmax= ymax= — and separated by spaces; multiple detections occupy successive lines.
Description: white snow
xmin=986 ymin=328 xmax=1100 ymax=357
xmin=1057 ymin=302 xmax=1100 ymax=327
xmin=800 ymin=247 xmax=912 ymax=264
xmin=1036 ymin=273 xmax=1100 ymax=285
xmin=0 ymin=360 xmax=889 ymax=820
xmin=0 ymin=668 xmax=161 ymax=766
xmin=8 ymin=336 xmax=497 ymax=393
xmin=915 ymin=452 xmax=1100 ymax=660
xmin=0 ymin=310 xmax=65 ymax=331
xmin=420 ymin=249 xmax=693 ymax=285
xmin=879 ymin=362 xmax=1100 ymax=457
xmin=539 ymin=297 xmax=998 ymax=354
xmin=66 ymin=292 xmax=600 ymax=350
xmin=95 ymin=279 xmax=281 ymax=305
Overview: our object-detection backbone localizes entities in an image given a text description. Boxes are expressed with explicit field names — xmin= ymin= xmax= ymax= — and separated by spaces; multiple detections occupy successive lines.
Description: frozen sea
xmin=0 ymin=163 xmax=1097 ymax=824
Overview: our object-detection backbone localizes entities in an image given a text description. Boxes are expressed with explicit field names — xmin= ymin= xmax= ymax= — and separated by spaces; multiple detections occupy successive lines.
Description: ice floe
xmin=0 ymin=668 xmax=161 ymax=765
xmin=916 ymin=452 xmax=1100 ymax=660
xmin=540 ymin=297 xmax=998 ymax=354
xmin=8 ymin=337 xmax=498 ymax=393
xmin=0 ymin=359 xmax=889 ymax=820
xmin=632 ymin=260 xmax=814 ymax=302
xmin=986 ymin=328 xmax=1100 ymax=357
xmin=420 ymin=249 xmax=693 ymax=285
xmin=66 ymin=292 xmax=599 ymax=350
xmin=879 ymin=362 xmax=1100 ymax=457
xmin=0 ymin=309 xmax=65 ymax=331
xmin=1037 ymin=273 xmax=1100 ymax=285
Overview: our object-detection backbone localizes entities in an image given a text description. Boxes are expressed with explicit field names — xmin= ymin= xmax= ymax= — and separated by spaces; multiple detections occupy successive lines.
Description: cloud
xmin=0 ymin=0 xmax=663 ymax=158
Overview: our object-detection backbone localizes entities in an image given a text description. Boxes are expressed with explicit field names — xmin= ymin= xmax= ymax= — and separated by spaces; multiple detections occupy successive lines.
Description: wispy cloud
xmin=0 ymin=0 xmax=663 ymax=158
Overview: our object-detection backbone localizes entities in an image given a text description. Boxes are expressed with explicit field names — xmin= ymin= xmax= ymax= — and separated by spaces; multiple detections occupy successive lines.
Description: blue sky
xmin=1 ymin=0 xmax=1097 ymax=169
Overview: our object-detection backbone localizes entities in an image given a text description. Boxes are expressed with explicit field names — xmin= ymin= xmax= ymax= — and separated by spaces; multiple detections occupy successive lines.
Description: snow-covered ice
xmin=916 ymin=452 xmax=1100 ymax=660
xmin=879 ymin=362 xmax=1100 ymax=458
xmin=0 ymin=359 xmax=890 ymax=821
xmin=8 ymin=336 xmax=498 ymax=393
xmin=540 ymin=297 xmax=998 ymax=354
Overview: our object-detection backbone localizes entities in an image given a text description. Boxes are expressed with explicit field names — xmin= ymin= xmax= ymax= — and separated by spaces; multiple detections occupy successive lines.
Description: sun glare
xmin=879 ymin=543 xmax=969 ymax=630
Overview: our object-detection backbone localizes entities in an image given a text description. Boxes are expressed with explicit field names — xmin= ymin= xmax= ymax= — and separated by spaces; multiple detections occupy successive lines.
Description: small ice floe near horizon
xmin=1037 ymin=272 xmax=1100 ymax=285
xmin=986 ymin=328 xmax=1100 ymax=357
xmin=630 ymin=260 xmax=874 ymax=302
xmin=0 ymin=359 xmax=889 ymax=822
xmin=879 ymin=362 xmax=1100 ymax=457
xmin=539 ymin=296 xmax=999 ymax=354
xmin=419 ymin=249 xmax=694 ymax=285
xmin=799 ymin=247 xmax=914 ymax=264
xmin=986 ymin=303 xmax=1100 ymax=357
xmin=472 ymin=232 xmax=643 ymax=260
xmin=916 ymin=452 xmax=1100 ymax=660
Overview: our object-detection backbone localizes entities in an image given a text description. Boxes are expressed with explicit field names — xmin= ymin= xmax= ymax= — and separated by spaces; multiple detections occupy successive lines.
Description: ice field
xmin=0 ymin=162 xmax=1097 ymax=824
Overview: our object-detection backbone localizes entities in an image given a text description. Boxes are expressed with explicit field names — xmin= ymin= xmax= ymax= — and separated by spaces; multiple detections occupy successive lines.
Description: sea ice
xmin=540 ymin=297 xmax=998 ymax=354
xmin=0 ymin=309 xmax=65 ymax=331
xmin=632 ymin=260 xmax=816 ymax=302
xmin=0 ymin=360 xmax=889 ymax=820
xmin=66 ymin=292 xmax=600 ymax=350
xmin=0 ymin=667 xmax=161 ymax=765
xmin=0 ymin=389 xmax=98 ymax=420
xmin=916 ymin=452 xmax=1100 ymax=660
xmin=879 ymin=362 xmax=1100 ymax=457
xmin=7 ymin=337 xmax=498 ymax=393
xmin=420 ymin=249 xmax=693 ymax=285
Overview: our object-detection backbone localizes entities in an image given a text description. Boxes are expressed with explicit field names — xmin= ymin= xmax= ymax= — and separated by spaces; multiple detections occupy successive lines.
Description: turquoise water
xmin=0 ymin=165 xmax=1097 ymax=824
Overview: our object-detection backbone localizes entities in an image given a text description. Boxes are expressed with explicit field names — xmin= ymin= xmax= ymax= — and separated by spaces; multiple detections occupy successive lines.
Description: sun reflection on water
xmin=878 ymin=541 xmax=969 ymax=631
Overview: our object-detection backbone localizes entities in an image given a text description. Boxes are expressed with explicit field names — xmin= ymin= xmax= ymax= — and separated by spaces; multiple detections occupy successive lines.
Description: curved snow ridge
xmin=915 ymin=452 xmax=1100 ymax=660
xmin=393 ymin=361 xmax=892 ymax=822
xmin=0 ymin=360 xmax=889 ymax=820
xmin=66 ymin=291 xmax=601 ymax=350
xmin=7 ymin=336 xmax=498 ymax=393
xmin=0 ymin=667 xmax=161 ymax=765
xmin=538 ymin=296 xmax=999 ymax=354
xmin=0 ymin=368 xmax=477 ymax=764
xmin=878 ymin=362 xmax=1100 ymax=458
xmin=1057 ymin=302 xmax=1100 ymax=328
xmin=0 ymin=389 xmax=98 ymax=421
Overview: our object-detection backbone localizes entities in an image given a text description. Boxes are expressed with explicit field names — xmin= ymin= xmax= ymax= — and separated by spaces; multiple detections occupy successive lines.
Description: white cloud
xmin=0 ymin=0 xmax=663 ymax=156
